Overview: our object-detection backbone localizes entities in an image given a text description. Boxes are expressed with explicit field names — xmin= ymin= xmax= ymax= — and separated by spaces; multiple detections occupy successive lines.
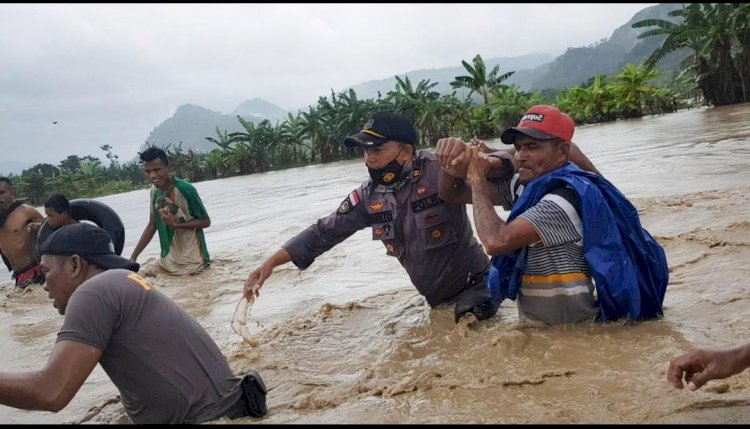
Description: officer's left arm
xmin=0 ymin=340 xmax=102 ymax=412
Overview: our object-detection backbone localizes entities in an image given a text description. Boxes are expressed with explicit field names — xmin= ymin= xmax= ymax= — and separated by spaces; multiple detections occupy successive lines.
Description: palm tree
xmin=278 ymin=112 xmax=311 ymax=166
xmin=251 ymin=120 xmax=279 ymax=172
xmin=632 ymin=3 xmax=745 ymax=106
xmin=205 ymin=126 xmax=235 ymax=151
xmin=487 ymin=85 xmax=544 ymax=129
xmin=164 ymin=142 xmax=188 ymax=179
xmin=609 ymin=63 xmax=660 ymax=118
xmin=227 ymin=117 xmax=260 ymax=174
xmin=728 ymin=3 xmax=750 ymax=102
xmin=72 ymin=160 xmax=106 ymax=196
xmin=450 ymin=54 xmax=515 ymax=105
xmin=387 ymin=76 xmax=442 ymax=145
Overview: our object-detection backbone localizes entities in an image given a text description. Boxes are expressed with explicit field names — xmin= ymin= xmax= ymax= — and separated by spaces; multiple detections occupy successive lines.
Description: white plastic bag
xmin=231 ymin=295 xmax=259 ymax=346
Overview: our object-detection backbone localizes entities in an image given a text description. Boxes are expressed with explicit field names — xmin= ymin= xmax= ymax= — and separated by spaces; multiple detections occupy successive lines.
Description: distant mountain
xmin=527 ymin=3 xmax=686 ymax=90
xmin=141 ymin=3 xmax=690 ymax=155
xmin=341 ymin=3 xmax=686 ymax=96
xmin=343 ymin=53 xmax=558 ymax=101
xmin=141 ymin=100 xmax=288 ymax=154
xmin=231 ymin=98 xmax=289 ymax=123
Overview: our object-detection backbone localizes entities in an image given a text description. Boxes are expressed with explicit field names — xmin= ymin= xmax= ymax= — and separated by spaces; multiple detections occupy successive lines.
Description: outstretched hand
xmin=244 ymin=264 xmax=273 ymax=302
xmin=668 ymin=347 xmax=747 ymax=390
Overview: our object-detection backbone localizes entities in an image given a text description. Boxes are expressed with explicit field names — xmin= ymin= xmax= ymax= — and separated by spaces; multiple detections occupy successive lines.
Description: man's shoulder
xmin=542 ymin=185 xmax=581 ymax=214
xmin=81 ymin=269 xmax=140 ymax=290
xmin=412 ymin=150 xmax=439 ymax=179
xmin=173 ymin=176 xmax=194 ymax=186
xmin=414 ymin=149 xmax=438 ymax=169
xmin=174 ymin=177 xmax=199 ymax=193
xmin=416 ymin=149 xmax=437 ymax=162
xmin=3 ymin=203 xmax=40 ymax=223
xmin=15 ymin=203 xmax=38 ymax=216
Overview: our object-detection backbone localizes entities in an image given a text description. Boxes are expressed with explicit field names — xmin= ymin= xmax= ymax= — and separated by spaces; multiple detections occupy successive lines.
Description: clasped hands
xmin=436 ymin=137 xmax=493 ymax=184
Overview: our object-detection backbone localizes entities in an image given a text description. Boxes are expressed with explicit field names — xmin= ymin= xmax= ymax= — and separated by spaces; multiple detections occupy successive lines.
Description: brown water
xmin=1 ymin=103 xmax=749 ymax=424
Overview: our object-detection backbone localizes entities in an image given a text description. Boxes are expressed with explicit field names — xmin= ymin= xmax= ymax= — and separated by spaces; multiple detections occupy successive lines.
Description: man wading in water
xmin=0 ymin=177 xmax=45 ymax=288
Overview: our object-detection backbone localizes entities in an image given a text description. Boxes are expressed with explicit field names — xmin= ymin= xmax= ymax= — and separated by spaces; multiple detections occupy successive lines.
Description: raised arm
xmin=436 ymin=137 xmax=512 ymax=204
xmin=465 ymin=146 xmax=540 ymax=256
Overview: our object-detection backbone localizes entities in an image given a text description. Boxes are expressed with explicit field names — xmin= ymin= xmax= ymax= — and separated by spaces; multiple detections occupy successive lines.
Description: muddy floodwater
xmin=2 ymin=103 xmax=750 ymax=423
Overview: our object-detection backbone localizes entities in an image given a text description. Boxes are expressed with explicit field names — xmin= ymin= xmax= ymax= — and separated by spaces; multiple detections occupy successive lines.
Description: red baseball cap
xmin=500 ymin=104 xmax=575 ymax=144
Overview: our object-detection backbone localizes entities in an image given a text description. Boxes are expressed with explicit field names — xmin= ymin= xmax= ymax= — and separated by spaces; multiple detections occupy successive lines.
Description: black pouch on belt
xmin=240 ymin=370 xmax=268 ymax=418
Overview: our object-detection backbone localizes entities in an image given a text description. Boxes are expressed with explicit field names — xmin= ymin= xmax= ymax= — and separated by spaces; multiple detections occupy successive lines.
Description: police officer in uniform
xmin=244 ymin=111 xmax=514 ymax=322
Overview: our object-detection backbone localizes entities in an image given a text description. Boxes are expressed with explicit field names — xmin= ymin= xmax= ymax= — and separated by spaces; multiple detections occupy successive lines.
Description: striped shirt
xmin=497 ymin=174 xmax=598 ymax=326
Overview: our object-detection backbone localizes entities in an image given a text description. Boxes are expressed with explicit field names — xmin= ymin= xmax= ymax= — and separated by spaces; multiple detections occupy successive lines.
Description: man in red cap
xmin=437 ymin=104 xmax=668 ymax=326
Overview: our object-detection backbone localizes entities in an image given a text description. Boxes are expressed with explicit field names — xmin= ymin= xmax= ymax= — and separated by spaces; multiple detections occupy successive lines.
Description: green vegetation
xmin=7 ymin=147 xmax=147 ymax=204
xmin=632 ymin=3 xmax=750 ymax=106
xmin=6 ymin=4 xmax=746 ymax=202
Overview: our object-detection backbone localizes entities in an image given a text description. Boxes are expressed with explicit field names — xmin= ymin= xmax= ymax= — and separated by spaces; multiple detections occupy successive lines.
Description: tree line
xmin=6 ymin=3 xmax=747 ymax=202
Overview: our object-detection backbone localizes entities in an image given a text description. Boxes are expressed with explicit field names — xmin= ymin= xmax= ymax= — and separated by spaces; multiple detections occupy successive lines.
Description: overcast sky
xmin=0 ymin=3 xmax=656 ymax=171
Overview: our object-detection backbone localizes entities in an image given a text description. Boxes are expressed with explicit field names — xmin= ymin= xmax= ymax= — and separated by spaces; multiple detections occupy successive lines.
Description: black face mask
xmin=367 ymin=147 xmax=413 ymax=188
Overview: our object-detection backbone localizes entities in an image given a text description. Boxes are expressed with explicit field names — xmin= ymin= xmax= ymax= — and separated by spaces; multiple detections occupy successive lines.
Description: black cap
xmin=343 ymin=111 xmax=417 ymax=148
xmin=39 ymin=223 xmax=139 ymax=272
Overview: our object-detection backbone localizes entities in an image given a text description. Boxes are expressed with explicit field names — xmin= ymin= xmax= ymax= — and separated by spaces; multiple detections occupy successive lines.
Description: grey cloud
xmin=0 ymin=3 xmax=655 ymax=169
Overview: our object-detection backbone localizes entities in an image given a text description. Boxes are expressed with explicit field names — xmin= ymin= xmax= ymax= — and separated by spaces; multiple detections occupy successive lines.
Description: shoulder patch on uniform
xmin=337 ymin=190 xmax=361 ymax=215
xmin=349 ymin=190 xmax=360 ymax=206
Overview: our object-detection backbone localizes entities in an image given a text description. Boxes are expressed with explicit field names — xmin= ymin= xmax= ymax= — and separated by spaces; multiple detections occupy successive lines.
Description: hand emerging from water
xmin=668 ymin=344 xmax=750 ymax=390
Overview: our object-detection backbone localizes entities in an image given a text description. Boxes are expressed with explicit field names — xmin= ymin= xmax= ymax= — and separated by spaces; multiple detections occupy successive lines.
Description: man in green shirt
xmin=130 ymin=147 xmax=211 ymax=274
